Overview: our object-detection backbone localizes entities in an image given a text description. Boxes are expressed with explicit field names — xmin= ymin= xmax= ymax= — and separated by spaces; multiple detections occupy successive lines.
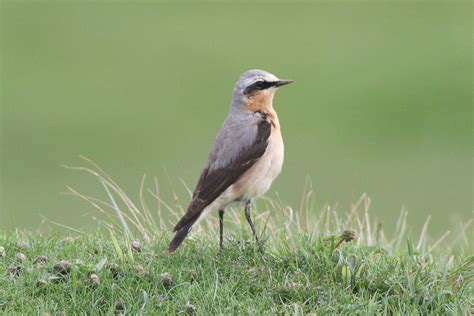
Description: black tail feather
xmin=168 ymin=221 xmax=195 ymax=254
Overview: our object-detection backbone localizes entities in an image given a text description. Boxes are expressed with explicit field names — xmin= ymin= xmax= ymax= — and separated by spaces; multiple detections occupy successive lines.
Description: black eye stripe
xmin=244 ymin=80 xmax=275 ymax=95
xmin=254 ymin=81 xmax=274 ymax=90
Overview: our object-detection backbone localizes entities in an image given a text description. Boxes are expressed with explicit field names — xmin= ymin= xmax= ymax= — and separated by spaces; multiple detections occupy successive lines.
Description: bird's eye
xmin=254 ymin=81 xmax=265 ymax=89
xmin=244 ymin=80 xmax=270 ymax=95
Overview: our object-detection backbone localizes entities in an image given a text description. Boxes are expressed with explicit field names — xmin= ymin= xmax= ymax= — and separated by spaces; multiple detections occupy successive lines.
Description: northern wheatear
xmin=168 ymin=69 xmax=293 ymax=253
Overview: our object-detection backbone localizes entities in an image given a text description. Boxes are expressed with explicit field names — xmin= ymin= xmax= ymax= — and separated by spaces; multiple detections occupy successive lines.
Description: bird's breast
xmin=232 ymin=126 xmax=284 ymax=200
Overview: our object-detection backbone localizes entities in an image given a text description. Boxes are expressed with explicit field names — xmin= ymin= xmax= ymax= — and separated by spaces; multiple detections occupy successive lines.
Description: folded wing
xmin=168 ymin=113 xmax=271 ymax=252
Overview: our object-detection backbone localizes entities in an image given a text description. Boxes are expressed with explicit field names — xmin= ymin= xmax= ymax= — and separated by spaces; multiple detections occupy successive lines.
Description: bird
xmin=168 ymin=69 xmax=293 ymax=253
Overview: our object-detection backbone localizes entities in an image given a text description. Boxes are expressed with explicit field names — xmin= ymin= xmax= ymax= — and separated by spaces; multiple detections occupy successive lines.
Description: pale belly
xmin=192 ymin=131 xmax=284 ymax=228
xmin=231 ymin=131 xmax=284 ymax=200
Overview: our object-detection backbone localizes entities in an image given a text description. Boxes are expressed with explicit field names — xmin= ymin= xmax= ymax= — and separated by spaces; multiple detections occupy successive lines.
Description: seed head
xmin=115 ymin=299 xmax=125 ymax=312
xmin=89 ymin=273 xmax=100 ymax=287
xmin=17 ymin=241 xmax=30 ymax=249
xmin=34 ymin=255 xmax=49 ymax=265
xmin=7 ymin=266 xmax=22 ymax=276
xmin=108 ymin=263 xmax=121 ymax=278
xmin=36 ymin=279 xmax=48 ymax=287
xmin=54 ymin=260 xmax=72 ymax=275
xmin=341 ymin=230 xmax=356 ymax=242
xmin=15 ymin=252 xmax=27 ymax=263
xmin=161 ymin=272 xmax=173 ymax=288
xmin=184 ymin=303 xmax=195 ymax=315
xmin=131 ymin=240 xmax=141 ymax=252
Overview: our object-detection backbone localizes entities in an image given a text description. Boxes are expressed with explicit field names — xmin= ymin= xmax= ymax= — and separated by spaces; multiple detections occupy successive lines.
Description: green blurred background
xmin=1 ymin=1 xmax=472 ymax=236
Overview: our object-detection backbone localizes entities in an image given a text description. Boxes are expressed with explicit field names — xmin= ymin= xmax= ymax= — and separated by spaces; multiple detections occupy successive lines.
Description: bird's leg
xmin=244 ymin=201 xmax=260 ymax=244
xmin=218 ymin=209 xmax=225 ymax=250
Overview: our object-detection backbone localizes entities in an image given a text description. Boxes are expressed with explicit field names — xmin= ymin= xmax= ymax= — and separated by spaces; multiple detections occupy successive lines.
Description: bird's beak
xmin=273 ymin=79 xmax=294 ymax=87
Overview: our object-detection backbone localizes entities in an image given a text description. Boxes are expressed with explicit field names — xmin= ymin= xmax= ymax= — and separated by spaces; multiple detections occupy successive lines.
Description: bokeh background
xmin=1 ymin=1 xmax=472 ymax=236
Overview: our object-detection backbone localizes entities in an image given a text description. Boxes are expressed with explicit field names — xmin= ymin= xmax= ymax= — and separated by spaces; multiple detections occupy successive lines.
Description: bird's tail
xmin=167 ymin=220 xmax=196 ymax=254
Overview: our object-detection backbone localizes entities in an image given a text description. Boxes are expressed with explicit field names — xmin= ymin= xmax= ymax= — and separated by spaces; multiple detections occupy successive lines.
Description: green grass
xmin=1 ymin=160 xmax=472 ymax=314
xmin=0 ymin=230 xmax=472 ymax=314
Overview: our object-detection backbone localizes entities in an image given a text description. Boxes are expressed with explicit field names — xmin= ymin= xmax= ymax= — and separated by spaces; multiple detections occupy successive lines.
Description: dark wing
xmin=173 ymin=117 xmax=271 ymax=233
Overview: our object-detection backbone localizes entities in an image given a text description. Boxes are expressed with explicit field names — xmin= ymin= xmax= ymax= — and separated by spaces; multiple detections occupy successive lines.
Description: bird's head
xmin=232 ymin=69 xmax=293 ymax=112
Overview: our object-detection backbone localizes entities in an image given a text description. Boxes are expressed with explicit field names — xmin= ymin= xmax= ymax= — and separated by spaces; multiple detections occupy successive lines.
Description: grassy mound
xmin=0 ymin=231 xmax=472 ymax=314
xmin=1 ymin=160 xmax=471 ymax=313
